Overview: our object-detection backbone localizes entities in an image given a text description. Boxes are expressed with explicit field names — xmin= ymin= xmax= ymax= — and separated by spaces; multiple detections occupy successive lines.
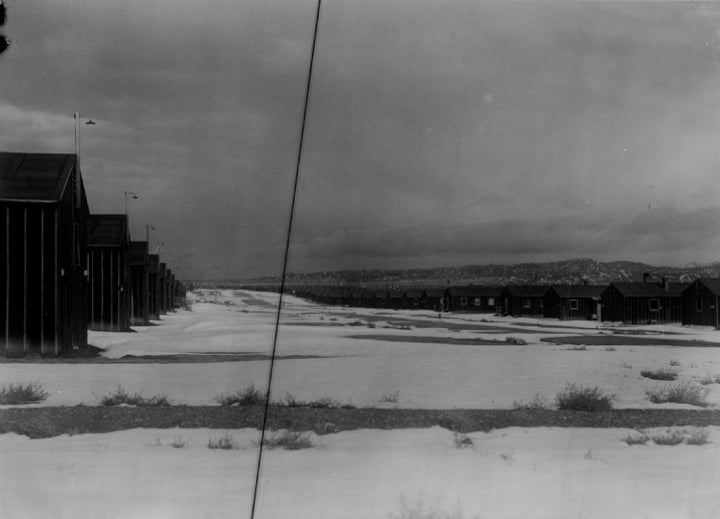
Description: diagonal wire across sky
xmin=249 ymin=1 xmax=323 ymax=517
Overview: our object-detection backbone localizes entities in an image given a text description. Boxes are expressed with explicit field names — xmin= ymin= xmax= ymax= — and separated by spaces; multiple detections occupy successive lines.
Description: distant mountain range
xmin=236 ymin=258 xmax=720 ymax=288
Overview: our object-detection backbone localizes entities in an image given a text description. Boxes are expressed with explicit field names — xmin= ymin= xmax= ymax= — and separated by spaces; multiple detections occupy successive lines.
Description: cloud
xmin=288 ymin=205 xmax=720 ymax=272
xmin=4 ymin=1 xmax=720 ymax=278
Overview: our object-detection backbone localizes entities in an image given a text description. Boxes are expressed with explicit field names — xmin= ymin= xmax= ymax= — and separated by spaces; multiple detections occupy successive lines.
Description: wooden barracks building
xmin=0 ymin=151 xmax=185 ymax=356
xmin=87 ymin=214 xmax=130 ymax=331
xmin=0 ymin=152 xmax=89 ymax=355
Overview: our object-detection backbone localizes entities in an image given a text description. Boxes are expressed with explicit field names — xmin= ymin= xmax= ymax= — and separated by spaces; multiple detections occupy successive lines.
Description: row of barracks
xmin=280 ymin=276 xmax=720 ymax=328
xmin=0 ymin=152 xmax=187 ymax=357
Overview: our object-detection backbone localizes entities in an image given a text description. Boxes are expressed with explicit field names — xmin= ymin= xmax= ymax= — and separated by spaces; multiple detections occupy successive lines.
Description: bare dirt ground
xmin=3 ymin=405 xmax=720 ymax=438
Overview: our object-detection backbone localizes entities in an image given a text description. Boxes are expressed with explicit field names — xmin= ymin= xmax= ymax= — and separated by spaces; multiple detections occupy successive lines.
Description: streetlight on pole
xmin=123 ymin=192 xmax=139 ymax=327
xmin=124 ymin=191 xmax=138 ymax=219
xmin=74 ymin=113 xmax=96 ymax=203
xmin=146 ymin=225 xmax=155 ymax=246
xmin=74 ymin=112 xmax=96 ymax=169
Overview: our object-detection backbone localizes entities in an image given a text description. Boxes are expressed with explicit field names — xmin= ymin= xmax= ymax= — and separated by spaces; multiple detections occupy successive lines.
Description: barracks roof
xmin=130 ymin=241 xmax=148 ymax=265
xmin=0 ymin=152 xmax=77 ymax=202
xmin=88 ymin=214 xmax=128 ymax=247
xmin=552 ymin=285 xmax=605 ymax=299
xmin=609 ymin=282 xmax=687 ymax=297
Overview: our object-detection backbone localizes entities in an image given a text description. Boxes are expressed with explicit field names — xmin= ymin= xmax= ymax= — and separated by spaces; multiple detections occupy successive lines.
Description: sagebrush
xmin=215 ymin=384 xmax=266 ymax=406
xmin=622 ymin=431 xmax=649 ymax=446
xmin=640 ymin=368 xmax=678 ymax=381
xmin=99 ymin=385 xmax=170 ymax=407
xmin=389 ymin=497 xmax=479 ymax=519
xmin=645 ymin=382 xmax=710 ymax=407
xmin=555 ymin=383 xmax=614 ymax=411
xmin=0 ymin=382 xmax=49 ymax=405
xmin=513 ymin=393 xmax=547 ymax=411
xmin=261 ymin=430 xmax=314 ymax=450
xmin=208 ymin=433 xmax=239 ymax=450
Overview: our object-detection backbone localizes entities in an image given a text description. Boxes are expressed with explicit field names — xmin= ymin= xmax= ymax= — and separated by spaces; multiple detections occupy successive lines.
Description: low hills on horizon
xmin=203 ymin=258 xmax=720 ymax=288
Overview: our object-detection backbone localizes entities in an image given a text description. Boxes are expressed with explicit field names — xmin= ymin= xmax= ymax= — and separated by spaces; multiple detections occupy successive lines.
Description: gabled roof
xmin=609 ymin=282 xmax=685 ymax=297
xmin=552 ymin=285 xmax=605 ymax=299
xmin=88 ymin=214 xmax=128 ymax=247
xmin=147 ymin=254 xmax=160 ymax=273
xmin=423 ymin=288 xmax=447 ymax=298
xmin=503 ymin=285 xmax=550 ymax=297
xmin=446 ymin=286 xmax=503 ymax=297
xmin=0 ymin=152 xmax=77 ymax=202
xmin=404 ymin=289 xmax=424 ymax=298
xmin=467 ymin=286 xmax=504 ymax=297
xmin=690 ymin=278 xmax=720 ymax=296
xmin=446 ymin=287 xmax=474 ymax=297
xmin=130 ymin=241 xmax=148 ymax=265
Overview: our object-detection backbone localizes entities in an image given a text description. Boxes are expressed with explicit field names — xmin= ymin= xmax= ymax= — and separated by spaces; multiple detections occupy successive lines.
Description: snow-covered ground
xmin=1 ymin=426 xmax=719 ymax=519
xmin=2 ymin=289 xmax=720 ymax=518
xmin=2 ymin=289 xmax=720 ymax=408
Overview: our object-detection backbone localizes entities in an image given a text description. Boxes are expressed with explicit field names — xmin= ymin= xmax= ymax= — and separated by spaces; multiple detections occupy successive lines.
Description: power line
xmin=249 ymin=1 xmax=323 ymax=517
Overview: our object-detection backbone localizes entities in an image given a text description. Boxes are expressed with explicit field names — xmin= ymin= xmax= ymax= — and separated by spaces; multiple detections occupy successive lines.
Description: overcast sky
xmin=3 ymin=1 xmax=720 ymax=279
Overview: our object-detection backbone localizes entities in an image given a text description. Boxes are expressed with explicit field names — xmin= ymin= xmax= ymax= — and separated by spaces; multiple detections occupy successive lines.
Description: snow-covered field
xmin=2 ymin=289 xmax=720 ymax=518
xmin=2 ymin=426 xmax=719 ymax=519
xmin=2 ymin=289 xmax=720 ymax=408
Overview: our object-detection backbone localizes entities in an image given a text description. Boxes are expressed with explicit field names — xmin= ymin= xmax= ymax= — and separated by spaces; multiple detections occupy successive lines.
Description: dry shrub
xmin=261 ymin=430 xmax=314 ymax=450
xmin=0 ymin=382 xmax=49 ymax=405
xmin=555 ymin=383 xmax=614 ymax=412
xmin=99 ymin=385 xmax=170 ymax=407
xmin=645 ymin=382 xmax=710 ymax=407
xmin=215 ymin=384 xmax=265 ymax=406
xmin=640 ymin=368 xmax=678 ymax=381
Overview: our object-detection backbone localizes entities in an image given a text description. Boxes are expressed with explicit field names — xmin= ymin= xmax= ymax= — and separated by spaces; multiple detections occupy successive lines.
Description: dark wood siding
xmin=557 ymin=297 xmax=598 ymax=320
xmin=601 ymin=285 xmax=682 ymax=324
xmin=681 ymin=280 xmax=720 ymax=327
xmin=1 ymin=165 xmax=88 ymax=355
xmin=158 ymin=263 xmax=167 ymax=314
xmin=88 ymin=245 xmax=130 ymax=331
xmin=130 ymin=242 xmax=149 ymax=325
xmin=500 ymin=287 xmax=552 ymax=318
xmin=148 ymin=255 xmax=160 ymax=320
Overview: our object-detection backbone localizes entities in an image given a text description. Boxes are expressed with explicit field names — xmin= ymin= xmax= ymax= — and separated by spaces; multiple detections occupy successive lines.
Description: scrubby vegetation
xmin=622 ymin=431 xmax=649 ymax=445
xmin=698 ymin=373 xmax=720 ymax=385
xmin=0 ymin=382 xmax=49 ymax=405
xmin=512 ymin=393 xmax=547 ymax=411
xmin=207 ymin=433 xmax=239 ymax=450
xmin=452 ymin=431 xmax=474 ymax=449
xmin=275 ymin=393 xmax=354 ymax=409
xmin=379 ymin=391 xmax=400 ymax=404
xmin=640 ymin=368 xmax=678 ymax=381
xmin=645 ymin=382 xmax=710 ymax=408
xmin=170 ymin=436 xmax=188 ymax=448
xmin=622 ymin=428 xmax=710 ymax=447
xmin=555 ymin=383 xmax=614 ymax=412
xmin=390 ymin=497 xmax=478 ymax=519
xmin=214 ymin=384 xmax=266 ymax=406
xmin=98 ymin=386 xmax=170 ymax=407
xmin=685 ymin=428 xmax=711 ymax=445
xmin=651 ymin=430 xmax=686 ymax=446
xmin=505 ymin=336 xmax=527 ymax=345
xmin=260 ymin=430 xmax=314 ymax=450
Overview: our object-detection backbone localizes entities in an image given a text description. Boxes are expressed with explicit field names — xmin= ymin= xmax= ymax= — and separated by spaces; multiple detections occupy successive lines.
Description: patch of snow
xmin=1 ymin=427 xmax=719 ymax=519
